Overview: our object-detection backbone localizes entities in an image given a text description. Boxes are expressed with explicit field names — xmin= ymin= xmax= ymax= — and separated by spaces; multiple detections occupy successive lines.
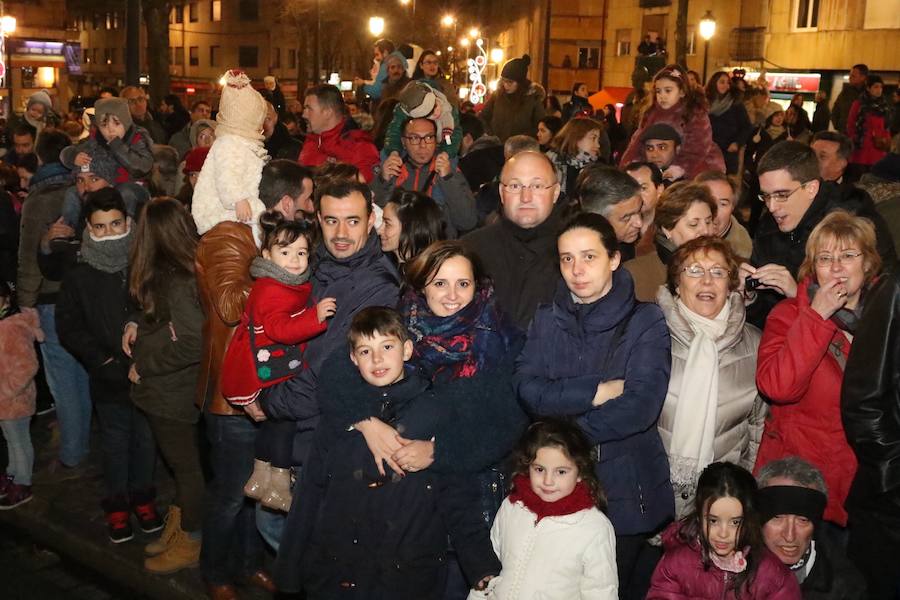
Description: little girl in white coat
xmin=469 ymin=419 xmax=618 ymax=600
xmin=191 ymin=69 xmax=269 ymax=238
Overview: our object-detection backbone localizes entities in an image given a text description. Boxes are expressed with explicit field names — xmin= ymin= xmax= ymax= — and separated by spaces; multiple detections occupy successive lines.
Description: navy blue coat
xmin=515 ymin=269 xmax=674 ymax=536
xmin=258 ymin=232 xmax=401 ymax=465
xmin=274 ymin=355 xmax=500 ymax=596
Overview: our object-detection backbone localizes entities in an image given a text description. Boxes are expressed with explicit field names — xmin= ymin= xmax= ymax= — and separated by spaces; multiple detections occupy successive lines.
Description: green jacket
xmin=383 ymin=79 xmax=463 ymax=158
xmin=131 ymin=275 xmax=203 ymax=423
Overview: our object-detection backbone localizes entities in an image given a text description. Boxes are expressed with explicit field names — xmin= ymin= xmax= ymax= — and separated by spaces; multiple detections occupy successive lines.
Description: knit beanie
xmin=501 ymin=54 xmax=531 ymax=85
xmin=183 ymin=146 xmax=212 ymax=175
xmin=397 ymin=81 xmax=437 ymax=118
xmin=94 ymin=97 xmax=134 ymax=131
xmin=384 ymin=51 xmax=408 ymax=74
xmin=60 ymin=143 xmax=120 ymax=184
xmin=27 ymin=90 xmax=53 ymax=113
xmin=189 ymin=119 xmax=217 ymax=147
xmin=216 ymin=70 xmax=268 ymax=141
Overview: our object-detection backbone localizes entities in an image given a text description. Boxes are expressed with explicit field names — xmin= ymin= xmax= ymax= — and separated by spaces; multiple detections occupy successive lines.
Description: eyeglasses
xmin=814 ymin=251 xmax=863 ymax=267
xmin=758 ymin=182 xmax=811 ymax=204
xmin=500 ymin=181 xmax=558 ymax=194
xmin=421 ymin=60 xmax=440 ymax=66
xmin=126 ymin=96 xmax=147 ymax=105
xmin=683 ymin=264 xmax=729 ymax=279
xmin=403 ymin=134 xmax=436 ymax=146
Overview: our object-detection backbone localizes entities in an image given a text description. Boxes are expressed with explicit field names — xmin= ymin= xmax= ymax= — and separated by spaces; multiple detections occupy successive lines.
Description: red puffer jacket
xmin=753 ymin=279 xmax=857 ymax=526
xmin=648 ymin=523 xmax=801 ymax=600
xmin=298 ymin=117 xmax=380 ymax=183
xmin=619 ymin=101 xmax=725 ymax=179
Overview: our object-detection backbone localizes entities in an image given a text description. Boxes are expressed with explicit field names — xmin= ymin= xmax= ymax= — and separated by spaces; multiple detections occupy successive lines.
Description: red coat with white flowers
xmin=220 ymin=277 xmax=327 ymax=405
xmin=619 ymin=101 xmax=725 ymax=179
xmin=752 ymin=279 xmax=857 ymax=526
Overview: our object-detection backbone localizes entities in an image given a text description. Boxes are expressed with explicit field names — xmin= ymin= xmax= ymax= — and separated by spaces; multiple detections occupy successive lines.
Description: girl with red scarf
xmin=469 ymin=419 xmax=618 ymax=600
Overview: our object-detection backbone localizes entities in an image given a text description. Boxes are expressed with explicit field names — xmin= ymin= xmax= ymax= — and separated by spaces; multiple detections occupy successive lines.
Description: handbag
xmin=249 ymin=315 xmax=304 ymax=383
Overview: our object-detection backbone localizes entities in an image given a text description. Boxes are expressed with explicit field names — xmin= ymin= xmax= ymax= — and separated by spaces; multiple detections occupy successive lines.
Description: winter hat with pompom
xmin=501 ymin=54 xmax=532 ymax=85
xmin=215 ymin=70 xmax=268 ymax=141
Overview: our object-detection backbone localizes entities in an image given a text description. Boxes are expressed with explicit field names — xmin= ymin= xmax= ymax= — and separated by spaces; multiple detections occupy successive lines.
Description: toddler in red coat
xmin=221 ymin=212 xmax=336 ymax=511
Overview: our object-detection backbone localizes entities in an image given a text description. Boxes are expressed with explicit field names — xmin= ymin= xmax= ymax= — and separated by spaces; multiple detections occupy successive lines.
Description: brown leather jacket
xmin=194 ymin=221 xmax=256 ymax=416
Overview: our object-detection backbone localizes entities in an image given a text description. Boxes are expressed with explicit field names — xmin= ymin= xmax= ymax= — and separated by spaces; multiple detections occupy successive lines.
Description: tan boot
xmin=144 ymin=505 xmax=181 ymax=556
xmin=144 ymin=526 xmax=201 ymax=574
xmin=260 ymin=467 xmax=292 ymax=512
xmin=243 ymin=459 xmax=271 ymax=500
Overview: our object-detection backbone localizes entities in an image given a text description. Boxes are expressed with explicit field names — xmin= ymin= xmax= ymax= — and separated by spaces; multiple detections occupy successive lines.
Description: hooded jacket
xmin=479 ymin=83 xmax=546 ymax=143
xmin=754 ymin=279 xmax=857 ymax=526
xmin=299 ymin=117 xmax=380 ymax=183
xmin=259 ymin=232 xmax=401 ymax=464
xmin=648 ymin=522 xmax=801 ymax=600
xmin=515 ymin=270 xmax=674 ymax=535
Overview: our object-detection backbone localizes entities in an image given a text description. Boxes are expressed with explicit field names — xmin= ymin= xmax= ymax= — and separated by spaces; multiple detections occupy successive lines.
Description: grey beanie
xmin=94 ymin=97 xmax=134 ymax=131
xmin=61 ymin=142 xmax=120 ymax=184
xmin=27 ymin=90 xmax=53 ymax=112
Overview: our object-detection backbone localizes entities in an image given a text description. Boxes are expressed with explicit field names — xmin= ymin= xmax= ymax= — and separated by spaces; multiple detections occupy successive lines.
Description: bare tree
xmin=675 ymin=0 xmax=689 ymax=69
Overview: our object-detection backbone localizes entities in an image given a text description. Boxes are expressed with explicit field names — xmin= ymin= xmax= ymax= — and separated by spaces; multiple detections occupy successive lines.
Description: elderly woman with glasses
xmin=753 ymin=211 xmax=882 ymax=530
xmin=655 ymin=236 xmax=765 ymax=519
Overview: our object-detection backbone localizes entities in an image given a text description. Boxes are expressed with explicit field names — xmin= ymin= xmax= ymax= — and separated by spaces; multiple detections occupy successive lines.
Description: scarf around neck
xmin=508 ymin=473 xmax=596 ymax=524
xmin=402 ymin=284 xmax=511 ymax=383
xmin=709 ymin=94 xmax=734 ymax=117
xmin=250 ymin=255 xmax=310 ymax=286
xmin=668 ymin=297 xmax=730 ymax=493
xmin=80 ymin=224 xmax=133 ymax=273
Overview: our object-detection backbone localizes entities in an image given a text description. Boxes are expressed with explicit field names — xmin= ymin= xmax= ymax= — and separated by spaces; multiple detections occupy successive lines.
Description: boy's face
xmin=350 ymin=332 xmax=413 ymax=387
xmin=100 ymin=115 xmax=126 ymax=141
xmin=88 ymin=209 xmax=128 ymax=239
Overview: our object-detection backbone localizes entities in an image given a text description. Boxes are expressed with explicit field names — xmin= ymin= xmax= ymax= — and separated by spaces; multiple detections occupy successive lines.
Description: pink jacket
xmin=648 ymin=523 xmax=801 ymax=600
xmin=0 ymin=309 xmax=44 ymax=420
xmin=620 ymin=102 xmax=725 ymax=179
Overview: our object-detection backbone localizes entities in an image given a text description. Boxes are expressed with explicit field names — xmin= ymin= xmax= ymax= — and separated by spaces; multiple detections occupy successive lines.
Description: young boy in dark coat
xmin=273 ymin=307 xmax=500 ymax=597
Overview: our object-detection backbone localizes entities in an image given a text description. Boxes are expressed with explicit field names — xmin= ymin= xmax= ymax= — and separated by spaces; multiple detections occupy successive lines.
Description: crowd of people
xmin=0 ymin=40 xmax=899 ymax=600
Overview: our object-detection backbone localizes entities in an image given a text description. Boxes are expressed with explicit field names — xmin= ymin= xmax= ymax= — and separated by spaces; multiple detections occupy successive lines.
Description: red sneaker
xmin=0 ymin=483 xmax=32 ymax=510
xmin=105 ymin=509 xmax=135 ymax=544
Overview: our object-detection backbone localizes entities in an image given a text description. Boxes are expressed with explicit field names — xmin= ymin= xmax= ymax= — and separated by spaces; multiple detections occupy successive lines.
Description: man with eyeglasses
xmin=120 ymin=86 xmax=168 ymax=145
xmin=371 ymin=117 xmax=477 ymax=238
xmin=461 ymin=151 xmax=562 ymax=328
xmin=743 ymin=141 xmax=896 ymax=327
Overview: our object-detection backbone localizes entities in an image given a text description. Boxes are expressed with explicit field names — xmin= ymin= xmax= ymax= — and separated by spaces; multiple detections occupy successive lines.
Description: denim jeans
xmin=94 ymin=401 xmax=157 ymax=498
xmin=255 ymin=503 xmax=286 ymax=552
xmin=37 ymin=304 xmax=92 ymax=466
xmin=0 ymin=417 xmax=34 ymax=485
xmin=200 ymin=413 xmax=264 ymax=585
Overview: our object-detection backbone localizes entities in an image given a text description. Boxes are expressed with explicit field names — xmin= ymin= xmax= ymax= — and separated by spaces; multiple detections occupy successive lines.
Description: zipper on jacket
xmin=638 ymin=483 xmax=646 ymax=514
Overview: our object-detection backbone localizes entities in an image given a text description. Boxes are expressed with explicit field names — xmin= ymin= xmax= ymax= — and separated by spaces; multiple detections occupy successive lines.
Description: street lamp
xmin=468 ymin=28 xmax=479 ymax=39
xmin=441 ymin=14 xmax=456 ymax=27
xmin=369 ymin=16 xmax=385 ymax=37
xmin=460 ymin=37 xmax=470 ymax=48
xmin=490 ymin=48 xmax=504 ymax=64
xmin=699 ymin=10 xmax=716 ymax=85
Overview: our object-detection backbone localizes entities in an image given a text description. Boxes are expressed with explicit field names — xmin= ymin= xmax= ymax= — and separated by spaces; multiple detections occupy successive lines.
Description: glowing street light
xmin=460 ymin=37 xmax=470 ymax=48
xmin=468 ymin=27 xmax=480 ymax=38
xmin=0 ymin=15 xmax=16 ymax=34
xmin=369 ymin=16 xmax=385 ymax=37
xmin=698 ymin=11 xmax=716 ymax=83
xmin=441 ymin=14 xmax=456 ymax=27
xmin=490 ymin=48 xmax=505 ymax=64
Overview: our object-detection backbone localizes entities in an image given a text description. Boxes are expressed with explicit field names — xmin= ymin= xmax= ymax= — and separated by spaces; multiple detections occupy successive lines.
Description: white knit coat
xmin=190 ymin=133 xmax=268 ymax=238
xmin=468 ymin=498 xmax=619 ymax=600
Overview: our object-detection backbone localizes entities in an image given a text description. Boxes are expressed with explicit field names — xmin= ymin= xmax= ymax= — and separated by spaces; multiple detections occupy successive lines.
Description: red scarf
xmin=508 ymin=474 xmax=596 ymax=523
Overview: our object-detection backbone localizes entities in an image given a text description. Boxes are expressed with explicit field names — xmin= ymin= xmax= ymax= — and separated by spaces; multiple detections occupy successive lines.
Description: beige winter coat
xmin=0 ymin=309 xmax=44 ymax=420
xmin=656 ymin=288 xmax=766 ymax=519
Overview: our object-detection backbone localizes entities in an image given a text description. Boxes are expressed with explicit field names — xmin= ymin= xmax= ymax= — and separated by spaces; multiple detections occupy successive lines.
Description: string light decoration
xmin=466 ymin=38 xmax=488 ymax=104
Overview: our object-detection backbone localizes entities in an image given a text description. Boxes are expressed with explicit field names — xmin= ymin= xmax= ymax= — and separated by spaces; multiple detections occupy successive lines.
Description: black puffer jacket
xmin=748 ymin=181 xmax=898 ymax=328
xmin=274 ymin=355 xmax=500 ymax=596
xmin=801 ymin=533 xmax=868 ymax=600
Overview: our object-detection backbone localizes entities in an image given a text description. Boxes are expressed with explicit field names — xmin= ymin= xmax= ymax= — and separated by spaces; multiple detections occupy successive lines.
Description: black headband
xmin=757 ymin=486 xmax=827 ymax=523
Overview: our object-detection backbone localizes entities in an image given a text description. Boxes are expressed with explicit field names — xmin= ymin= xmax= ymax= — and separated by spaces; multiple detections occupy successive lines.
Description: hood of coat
xmin=657 ymin=288 xmax=749 ymax=352
xmin=552 ymin=268 xmax=637 ymax=335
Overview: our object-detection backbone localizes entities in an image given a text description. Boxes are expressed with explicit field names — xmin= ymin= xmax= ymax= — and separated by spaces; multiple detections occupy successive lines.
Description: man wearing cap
xmin=636 ymin=123 xmax=686 ymax=186
xmin=371 ymin=117 xmax=477 ymax=237
xmin=299 ymin=84 xmax=380 ymax=183
xmin=757 ymin=457 xmax=867 ymax=600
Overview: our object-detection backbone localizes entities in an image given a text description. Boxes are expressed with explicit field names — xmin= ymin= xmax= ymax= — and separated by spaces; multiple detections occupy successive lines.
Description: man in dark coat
xmin=831 ymin=64 xmax=868 ymax=135
xmin=462 ymin=151 xmax=562 ymax=329
xmin=811 ymin=91 xmax=831 ymax=134
xmin=842 ymin=272 xmax=900 ymax=600
xmin=757 ymin=457 xmax=867 ymax=600
xmin=744 ymin=141 xmax=896 ymax=328
xmin=259 ymin=179 xmax=401 ymax=465
xmin=263 ymin=101 xmax=302 ymax=161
